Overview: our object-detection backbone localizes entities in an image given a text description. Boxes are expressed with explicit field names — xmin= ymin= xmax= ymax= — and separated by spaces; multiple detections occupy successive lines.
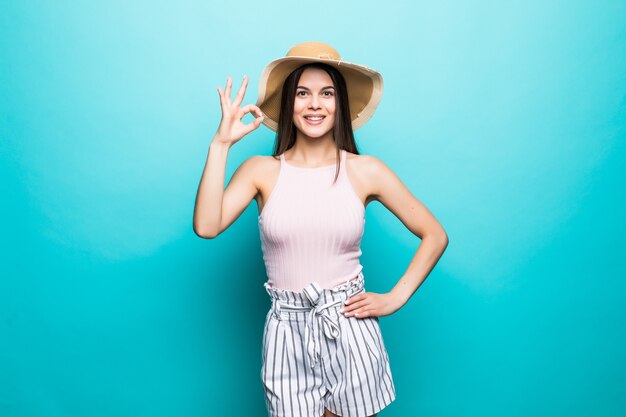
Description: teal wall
xmin=1 ymin=1 xmax=625 ymax=416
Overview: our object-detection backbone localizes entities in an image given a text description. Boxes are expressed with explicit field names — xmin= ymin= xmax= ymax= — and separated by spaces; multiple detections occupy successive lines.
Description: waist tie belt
xmin=266 ymin=277 xmax=364 ymax=370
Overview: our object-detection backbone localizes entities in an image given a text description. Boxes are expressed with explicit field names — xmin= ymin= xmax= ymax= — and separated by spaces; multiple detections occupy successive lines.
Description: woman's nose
xmin=309 ymin=95 xmax=320 ymax=108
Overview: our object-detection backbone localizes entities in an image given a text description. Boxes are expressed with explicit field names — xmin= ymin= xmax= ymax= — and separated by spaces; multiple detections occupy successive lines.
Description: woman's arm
xmin=367 ymin=156 xmax=448 ymax=305
xmin=368 ymin=155 xmax=449 ymax=305
xmin=192 ymin=139 xmax=260 ymax=239
xmin=192 ymin=75 xmax=264 ymax=239
xmin=341 ymin=155 xmax=448 ymax=318
xmin=342 ymin=155 xmax=449 ymax=318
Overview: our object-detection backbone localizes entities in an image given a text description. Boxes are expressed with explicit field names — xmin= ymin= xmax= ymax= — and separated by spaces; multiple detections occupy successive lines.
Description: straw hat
xmin=255 ymin=41 xmax=384 ymax=132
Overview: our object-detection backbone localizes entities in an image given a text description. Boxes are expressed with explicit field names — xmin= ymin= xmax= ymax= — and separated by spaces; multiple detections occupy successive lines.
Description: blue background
xmin=1 ymin=1 xmax=625 ymax=416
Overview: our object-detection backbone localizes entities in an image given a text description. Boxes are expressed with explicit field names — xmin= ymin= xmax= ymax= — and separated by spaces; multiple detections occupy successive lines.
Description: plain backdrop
xmin=1 ymin=1 xmax=625 ymax=416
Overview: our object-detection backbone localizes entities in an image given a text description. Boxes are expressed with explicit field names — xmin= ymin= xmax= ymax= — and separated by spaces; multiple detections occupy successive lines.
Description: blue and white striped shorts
xmin=261 ymin=271 xmax=396 ymax=417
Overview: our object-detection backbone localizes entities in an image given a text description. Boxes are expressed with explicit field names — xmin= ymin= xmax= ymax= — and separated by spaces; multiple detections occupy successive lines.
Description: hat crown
xmin=286 ymin=41 xmax=342 ymax=61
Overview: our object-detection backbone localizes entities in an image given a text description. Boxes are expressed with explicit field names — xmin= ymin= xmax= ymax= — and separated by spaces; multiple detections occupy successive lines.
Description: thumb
xmin=243 ymin=117 xmax=263 ymax=136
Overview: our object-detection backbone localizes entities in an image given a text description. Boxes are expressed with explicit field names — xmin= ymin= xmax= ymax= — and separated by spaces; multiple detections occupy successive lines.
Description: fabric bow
xmin=302 ymin=283 xmax=343 ymax=369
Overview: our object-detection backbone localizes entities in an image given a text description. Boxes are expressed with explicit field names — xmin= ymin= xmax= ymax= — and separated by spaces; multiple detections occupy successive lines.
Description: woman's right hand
xmin=215 ymin=75 xmax=264 ymax=145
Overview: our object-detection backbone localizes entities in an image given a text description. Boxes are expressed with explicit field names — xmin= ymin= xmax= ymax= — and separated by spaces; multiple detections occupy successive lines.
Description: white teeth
xmin=305 ymin=116 xmax=324 ymax=120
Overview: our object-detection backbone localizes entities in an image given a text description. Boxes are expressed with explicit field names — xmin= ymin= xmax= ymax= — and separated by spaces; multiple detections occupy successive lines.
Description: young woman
xmin=193 ymin=42 xmax=448 ymax=417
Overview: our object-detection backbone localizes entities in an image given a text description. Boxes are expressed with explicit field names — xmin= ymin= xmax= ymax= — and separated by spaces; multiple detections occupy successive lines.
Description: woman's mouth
xmin=304 ymin=115 xmax=326 ymax=126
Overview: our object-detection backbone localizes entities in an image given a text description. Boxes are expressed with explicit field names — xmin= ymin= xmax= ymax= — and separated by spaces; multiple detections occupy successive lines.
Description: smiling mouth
xmin=304 ymin=116 xmax=325 ymax=125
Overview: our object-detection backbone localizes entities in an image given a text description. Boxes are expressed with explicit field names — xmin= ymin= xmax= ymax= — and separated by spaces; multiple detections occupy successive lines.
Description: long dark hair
xmin=272 ymin=63 xmax=359 ymax=184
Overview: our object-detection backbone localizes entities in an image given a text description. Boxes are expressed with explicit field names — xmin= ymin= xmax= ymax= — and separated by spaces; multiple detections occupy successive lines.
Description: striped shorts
xmin=261 ymin=271 xmax=396 ymax=417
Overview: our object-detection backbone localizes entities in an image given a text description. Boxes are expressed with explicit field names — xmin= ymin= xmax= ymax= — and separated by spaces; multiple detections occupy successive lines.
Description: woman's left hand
xmin=339 ymin=291 xmax=404 ymax=318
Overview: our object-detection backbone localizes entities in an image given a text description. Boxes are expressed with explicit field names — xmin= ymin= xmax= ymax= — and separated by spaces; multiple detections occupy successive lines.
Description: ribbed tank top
xmin=258 ymin=149 xmax=366 ymax=292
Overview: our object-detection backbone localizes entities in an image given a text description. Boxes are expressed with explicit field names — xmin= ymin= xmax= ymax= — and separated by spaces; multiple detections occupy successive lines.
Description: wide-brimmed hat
xmin=255 ymin=41 xmax=384 ymax=132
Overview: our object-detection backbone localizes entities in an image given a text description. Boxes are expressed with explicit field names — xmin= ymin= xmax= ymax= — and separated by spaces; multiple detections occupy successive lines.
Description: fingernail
xmin=338 ymin=308 xmax=344 ymax=313
xmin=344 ymin=299 xmax=350 ymax=305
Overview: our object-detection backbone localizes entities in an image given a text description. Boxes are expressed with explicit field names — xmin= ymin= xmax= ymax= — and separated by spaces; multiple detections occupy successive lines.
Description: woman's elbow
xmin=437 ymin=229 xmax=449 ymax=249
xmin=426 ymin=226 xmax=448 ymax=248
xmin=193 ymin=224 xmax=218 ymax=239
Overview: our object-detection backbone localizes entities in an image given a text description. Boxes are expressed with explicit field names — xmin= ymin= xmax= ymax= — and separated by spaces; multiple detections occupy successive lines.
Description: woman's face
xmin=292 ymin=67 xmax=336 ymax=138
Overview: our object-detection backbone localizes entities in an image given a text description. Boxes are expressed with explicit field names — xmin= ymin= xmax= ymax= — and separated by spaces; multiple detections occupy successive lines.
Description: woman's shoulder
xmin=244 ymin=154 xmax=281 ymax=188
xmin=344 ymin=151 xmax=390 ymax=177
xmin=345 ymin=150 xmax=371 ymax=160
xmin=241 ymin=154 xmax=280 ymax=170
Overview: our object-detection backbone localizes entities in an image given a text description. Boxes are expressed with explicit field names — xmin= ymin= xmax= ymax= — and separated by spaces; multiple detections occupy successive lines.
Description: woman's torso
xmin=256 ymin=149 xmax=372 ymax=292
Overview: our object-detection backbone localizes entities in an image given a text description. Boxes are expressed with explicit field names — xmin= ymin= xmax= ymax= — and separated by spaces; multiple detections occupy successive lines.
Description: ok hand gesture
xmin=215 ymin=75 xmax=264 ymax=145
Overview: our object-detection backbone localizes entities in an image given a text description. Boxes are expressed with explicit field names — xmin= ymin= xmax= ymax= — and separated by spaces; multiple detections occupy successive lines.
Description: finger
xmin=239 ymin=103 xmax=258 ymax=117
xmin=240 ymin=105 xmax=266 ymax=126
xmin=353 ymin=309 xmax=374 ymax=318
xmin=239 ymin=119 xmax=262 ymax=137
xmin=355 ymin=303 xmax=379 ymax=317
xmin=344 ymin=306 xmax=368 ymax=318
xmin=342 ymin=296 xmax=370 ymax=312
xmin=239 ymin=113 xmax=265 ymax=136
xmin=225 ymin=76 xmax=232 ymax=104
xmin=217 ymin=86 xmax=226 ymax=109
xmin=344 ymin=293 xmax=366 ymax=306
xmin=232 ymin=74 xmax=248 ymax=107
xmin=343 ymin=299 xmax=370 ymax=314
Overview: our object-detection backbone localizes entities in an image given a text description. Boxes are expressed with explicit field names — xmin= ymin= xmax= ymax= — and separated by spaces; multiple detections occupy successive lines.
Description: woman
xmin=193 ymin=42 xmax=448 ymax=417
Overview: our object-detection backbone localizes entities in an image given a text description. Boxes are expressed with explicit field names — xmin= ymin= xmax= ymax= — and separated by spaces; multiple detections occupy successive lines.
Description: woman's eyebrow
xmin=296 ymin=86 xmax=335 ymax=90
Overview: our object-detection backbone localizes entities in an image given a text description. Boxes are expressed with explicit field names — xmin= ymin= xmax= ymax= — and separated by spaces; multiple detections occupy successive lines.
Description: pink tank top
xmin=258 ymin=149 xmax=365 ymax=292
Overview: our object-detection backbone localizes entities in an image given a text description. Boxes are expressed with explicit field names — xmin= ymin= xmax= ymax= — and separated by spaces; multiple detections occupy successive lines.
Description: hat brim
xmin=255 ymin=56 xmax=383 ymax=132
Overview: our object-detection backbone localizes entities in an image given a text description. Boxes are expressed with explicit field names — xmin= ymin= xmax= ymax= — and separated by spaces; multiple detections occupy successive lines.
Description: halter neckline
xmin=281 ymin=149 xmax=346 ymax=170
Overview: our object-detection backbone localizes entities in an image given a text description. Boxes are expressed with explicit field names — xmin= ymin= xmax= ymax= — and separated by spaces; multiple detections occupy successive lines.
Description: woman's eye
xmin=296 ymin=90 xmax=333 ymax=96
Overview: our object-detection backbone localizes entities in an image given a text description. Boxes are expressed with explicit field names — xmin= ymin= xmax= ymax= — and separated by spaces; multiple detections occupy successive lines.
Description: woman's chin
xmin=296 ymin=124 xmax=332 ymax=138
xmin=300 ymin=130 xmax=331 ymax=139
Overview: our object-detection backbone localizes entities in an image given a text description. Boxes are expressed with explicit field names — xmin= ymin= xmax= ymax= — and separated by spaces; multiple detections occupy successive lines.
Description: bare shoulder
xmin=344 ymin=151 xmax=400 ymax=201
xmin=247 ymin=154 xmax=281 ymax=204
xmin=252 ymin=154 xmax=281 ymax=176
xmin=344 ymin=151 xmax=390 ymax=180
xmin=344 ymin=151 xmax=389 ymax=205
xmin=239 ymin=154 xmax=279 ymax=178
